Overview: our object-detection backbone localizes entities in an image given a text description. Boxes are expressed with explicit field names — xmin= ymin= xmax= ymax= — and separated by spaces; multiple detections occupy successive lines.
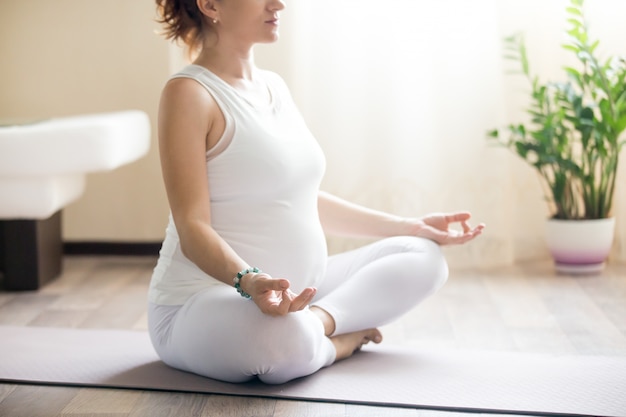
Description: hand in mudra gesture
xmin=416 ymin=212 xmax=485 ymax=245
xmin=244 ymin=273 xmax=316 ymax=316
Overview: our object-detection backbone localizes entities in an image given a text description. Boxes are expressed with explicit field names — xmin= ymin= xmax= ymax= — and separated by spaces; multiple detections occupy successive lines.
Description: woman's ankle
xmin=310 ymin=305 xmax=336 ymax=336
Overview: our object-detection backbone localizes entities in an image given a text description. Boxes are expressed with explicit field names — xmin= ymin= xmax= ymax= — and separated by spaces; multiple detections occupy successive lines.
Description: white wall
xmin=0 ymin=0 xmax=171 ymax=242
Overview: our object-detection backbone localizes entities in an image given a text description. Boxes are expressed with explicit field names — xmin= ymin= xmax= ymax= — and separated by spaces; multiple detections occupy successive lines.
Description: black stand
xmin=0 ymin=211 xmax=62 ymax=291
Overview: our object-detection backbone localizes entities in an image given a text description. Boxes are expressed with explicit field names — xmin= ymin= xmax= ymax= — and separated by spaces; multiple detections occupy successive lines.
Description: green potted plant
xmin=488 ymin=0 xmax=626 ymax=274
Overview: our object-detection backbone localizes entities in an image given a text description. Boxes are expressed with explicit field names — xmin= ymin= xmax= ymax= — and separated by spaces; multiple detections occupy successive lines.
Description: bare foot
xmin=309 ymin=306 xmax=383 ymax=361
xmin=330 ymin=329 xmax=383 ymax=361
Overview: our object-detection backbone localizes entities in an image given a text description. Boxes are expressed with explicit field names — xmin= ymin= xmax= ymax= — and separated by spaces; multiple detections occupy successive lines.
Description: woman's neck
xmin=194 ymin=45 xmax=257 ymax=84
xmin=193 ymin=45 xmax=271 ymax=105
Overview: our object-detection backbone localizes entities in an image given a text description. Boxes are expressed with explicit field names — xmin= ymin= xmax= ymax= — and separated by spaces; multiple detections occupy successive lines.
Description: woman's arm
xmin=158 ymin=78 xmax=313 ymax=315
xmin=318 ymin=191 xmax=484 ymax=245
xmin=158 ymin=77 xmax=245 ymax=282
xmin=317 ymin=191 xmax=410 ymax=238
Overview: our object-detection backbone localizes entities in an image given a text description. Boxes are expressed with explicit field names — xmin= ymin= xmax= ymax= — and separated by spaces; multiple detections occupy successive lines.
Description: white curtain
xmin=258 ymin=0 xmax=626 ymax=268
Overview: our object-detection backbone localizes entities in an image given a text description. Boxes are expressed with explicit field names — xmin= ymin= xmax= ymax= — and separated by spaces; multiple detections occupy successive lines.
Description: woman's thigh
xmin=315 ymin=236 xmax=446 ymax=300
xmin=312 ymin=236 xmax=448 ymax=334
xmin=149 ymin=285 xmax=335 ymax=384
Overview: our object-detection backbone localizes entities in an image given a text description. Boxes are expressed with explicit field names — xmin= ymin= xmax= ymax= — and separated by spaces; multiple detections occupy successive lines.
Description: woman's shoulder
xmin=160 ymin=70 xmax=218 ymax=115
xmin=169 ymin=64 xmax=214 ymax=84
xmin=164 ymin=65 xmax=228 ymax=101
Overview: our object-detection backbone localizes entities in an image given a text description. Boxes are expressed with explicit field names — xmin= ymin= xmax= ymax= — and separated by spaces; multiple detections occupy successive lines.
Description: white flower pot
xmin=545 ymin=218 xmax=615 ymax=275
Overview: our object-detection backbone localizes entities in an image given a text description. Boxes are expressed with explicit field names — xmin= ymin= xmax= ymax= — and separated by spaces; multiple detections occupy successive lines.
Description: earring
xmin=212 ymin=18 xmax=218 ymax=24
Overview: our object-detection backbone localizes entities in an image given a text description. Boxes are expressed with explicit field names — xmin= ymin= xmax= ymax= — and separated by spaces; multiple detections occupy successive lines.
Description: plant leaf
xmin=566 ymin=6 xmax=583 ymax=17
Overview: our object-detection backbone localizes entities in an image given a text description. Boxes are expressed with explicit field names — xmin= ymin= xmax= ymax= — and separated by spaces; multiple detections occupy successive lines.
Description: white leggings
xmin=148 ymin=236 xmax=448 ymax=384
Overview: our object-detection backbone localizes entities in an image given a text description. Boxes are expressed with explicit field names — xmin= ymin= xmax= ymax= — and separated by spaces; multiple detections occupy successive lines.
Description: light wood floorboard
xmin=1 ymin=255 xmax=625 ymax=416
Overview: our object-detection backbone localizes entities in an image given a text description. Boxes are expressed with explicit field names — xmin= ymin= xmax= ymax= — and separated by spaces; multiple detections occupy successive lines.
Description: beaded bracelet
xmin=233 ymin=267 xmax=260 ymax=299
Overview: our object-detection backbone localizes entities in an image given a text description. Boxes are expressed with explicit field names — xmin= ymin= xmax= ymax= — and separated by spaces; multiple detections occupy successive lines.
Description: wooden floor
xmin=0 ymin=255 xmax=625 ymax=417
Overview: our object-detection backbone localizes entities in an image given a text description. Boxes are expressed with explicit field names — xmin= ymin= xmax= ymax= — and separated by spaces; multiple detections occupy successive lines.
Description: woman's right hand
xmin=243 ymin=273 xmax=317 ymax=316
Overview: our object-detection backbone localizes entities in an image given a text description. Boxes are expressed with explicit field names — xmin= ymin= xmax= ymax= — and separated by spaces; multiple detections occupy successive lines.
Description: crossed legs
xmin=148 ymin=236 xmax=448 ymax=384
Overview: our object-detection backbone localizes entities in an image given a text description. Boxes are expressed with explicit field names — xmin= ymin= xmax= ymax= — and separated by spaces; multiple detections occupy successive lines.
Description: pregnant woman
xmin=148 ymin=0 xmax=485 ymax=384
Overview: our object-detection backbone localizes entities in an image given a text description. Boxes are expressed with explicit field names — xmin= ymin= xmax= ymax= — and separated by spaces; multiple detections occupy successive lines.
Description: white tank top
xmin=149 ymin=65 xmax=328 ymax=305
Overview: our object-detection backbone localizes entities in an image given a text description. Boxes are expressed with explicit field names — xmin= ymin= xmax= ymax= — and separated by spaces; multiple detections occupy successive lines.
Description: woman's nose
xmin=270 ymin=0 xmax=285 ymax=12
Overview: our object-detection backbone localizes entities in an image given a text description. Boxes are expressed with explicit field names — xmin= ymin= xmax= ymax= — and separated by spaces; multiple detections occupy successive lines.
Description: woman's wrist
xmin=394 ymin=216 xmax=423 ymax=237
xmin=233 ymin=267 xmax=260 ymax=298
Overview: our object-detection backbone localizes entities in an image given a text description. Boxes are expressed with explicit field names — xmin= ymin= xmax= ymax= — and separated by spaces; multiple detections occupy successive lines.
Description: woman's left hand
xmin=414 ymin=212 xmax=485 ymax=245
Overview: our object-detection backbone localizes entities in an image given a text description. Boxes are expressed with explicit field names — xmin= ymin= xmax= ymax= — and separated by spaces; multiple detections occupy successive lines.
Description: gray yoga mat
xmin=0 ymin=326 xmax=625 ymax=417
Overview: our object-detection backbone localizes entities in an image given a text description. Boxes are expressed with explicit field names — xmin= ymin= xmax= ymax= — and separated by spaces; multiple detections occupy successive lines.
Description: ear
xmin=196 ymin=0 xmax=219 ymax=21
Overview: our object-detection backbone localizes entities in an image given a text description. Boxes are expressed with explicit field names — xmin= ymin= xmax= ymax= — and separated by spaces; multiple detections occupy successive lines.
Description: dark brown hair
xmin=155 ymin=0 xmax=206 ymax=54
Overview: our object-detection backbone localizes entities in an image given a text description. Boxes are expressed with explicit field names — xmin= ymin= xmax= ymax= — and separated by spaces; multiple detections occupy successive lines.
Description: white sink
xmin=0 ymin=110 xmax=151 ymax=291
xmin=0 ymin=110 xmax=151 ymax=219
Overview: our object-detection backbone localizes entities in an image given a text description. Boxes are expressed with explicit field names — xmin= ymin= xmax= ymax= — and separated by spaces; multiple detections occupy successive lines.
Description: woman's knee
xmin=255 ymin=311 xmax=334 ymax=384
xmin=263 ymin=311 xmax=328 ymax=361
xmin=385 ymin=236 xmax=449 ymax=293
